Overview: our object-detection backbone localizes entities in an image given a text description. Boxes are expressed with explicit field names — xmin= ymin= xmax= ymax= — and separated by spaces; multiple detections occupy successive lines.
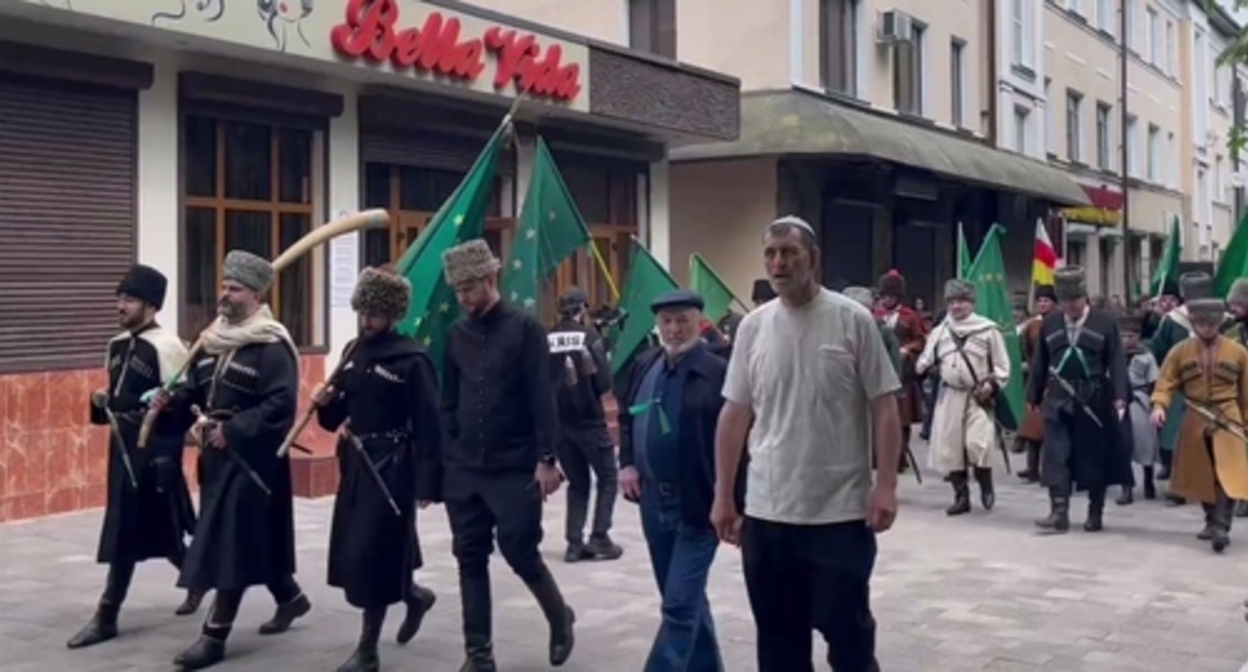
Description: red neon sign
xmin=331 ymin=0 xmax=583 ymax=102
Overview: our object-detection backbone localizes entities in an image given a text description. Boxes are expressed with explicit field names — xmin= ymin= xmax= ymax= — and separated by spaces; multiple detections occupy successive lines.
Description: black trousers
xmin=101 ymin=548 xmax=187 ymax=608
xmin=557 ymin=426 xmax=618 ymax=544
xmin=741 ymin=517 xmax=880 ymax=672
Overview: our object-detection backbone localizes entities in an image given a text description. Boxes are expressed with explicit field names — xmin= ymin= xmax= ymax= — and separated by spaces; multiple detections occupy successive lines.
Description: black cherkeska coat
xmin=171 ymin=340 xmax=300 ymax=592
xmin=1026 ymin=308 xmax=1132 ymax=491
xmin=317 ymin=331 xmax=444 ymax=609
xmin=94 ymin=323 xmax=196 ymax=564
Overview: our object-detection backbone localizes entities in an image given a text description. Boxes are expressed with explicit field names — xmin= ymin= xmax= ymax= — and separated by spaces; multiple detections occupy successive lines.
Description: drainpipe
xmin=1119 ymin=0 xmax=1131 ymax=298
xmin=985 ymin=0 xmax=998 ymax=147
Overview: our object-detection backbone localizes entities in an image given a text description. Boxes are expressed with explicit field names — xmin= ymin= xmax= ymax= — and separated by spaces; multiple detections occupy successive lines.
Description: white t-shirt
xmin=723 ymin=288 xmax=902 ymax=525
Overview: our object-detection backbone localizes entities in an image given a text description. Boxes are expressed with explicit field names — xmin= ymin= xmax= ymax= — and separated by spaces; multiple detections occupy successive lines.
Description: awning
xmin=670 ymin=89 xmax=1092 ymax=207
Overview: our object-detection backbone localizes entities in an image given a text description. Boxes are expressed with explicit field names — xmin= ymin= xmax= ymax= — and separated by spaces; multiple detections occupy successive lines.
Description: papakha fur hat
xmin=878 ymin=269 xmax=906 ymax=297
xmin=117 ymin=264 xmax=168 ymax=309
xmin=1179 ymin=271 xmax=1213 ymax=302
xmin=442 ymin=238 xmax=501 ymax=286
xmin=1187 ymin=298 xmax=1226 ymax=324
xmin=1053 ymin=266 xmax=1087 ymax=302
xmin=351 ymin=265 xmax=411 ymax=320
xmin=842 ymin=286 xmax=874 ymax=310
xmin=1228 ymin=278 xmax=1248 ymax=308
xmin=222 ymin=249 xmax=273 ymax=293
xmin=944 ymin=278 xmax=976 ymax=302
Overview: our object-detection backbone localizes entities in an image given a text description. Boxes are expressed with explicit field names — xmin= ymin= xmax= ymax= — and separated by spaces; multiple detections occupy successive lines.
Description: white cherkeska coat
xmin=917 ymin=313 xmax=1010 ymax=475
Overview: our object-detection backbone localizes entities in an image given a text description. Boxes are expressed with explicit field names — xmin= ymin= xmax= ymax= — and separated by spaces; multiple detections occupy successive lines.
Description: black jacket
xmin=548 ymin=318 xmax=611 ymax=429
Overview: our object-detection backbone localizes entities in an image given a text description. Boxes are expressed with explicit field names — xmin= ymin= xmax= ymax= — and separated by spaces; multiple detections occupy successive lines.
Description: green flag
xmin=1213 ymin=210 xmax=1248 ymax=298
xmin=689 ymin=253 xmax=738 ymax=324
xmin=394 ymin=121 xmax=507 ymax=379
xmin=957 ymin=222 xmax=973 ymax=279
xmin=610 ymin=239 xmax=679 ymax=375
xmin=1150 ymin=216 xmax=1181 ymax=297
xmin=500 ymin=137 xmax=592 ymax=312
xmin=966 ymin=224 xmax=1024 ymax=430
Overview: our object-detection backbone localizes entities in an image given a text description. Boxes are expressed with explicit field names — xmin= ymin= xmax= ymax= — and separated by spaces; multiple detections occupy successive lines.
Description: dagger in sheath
xmin=342 ymin=421 xmax=402 ymax=517
xmin=190 ymin=405 xmax=272 ymax=497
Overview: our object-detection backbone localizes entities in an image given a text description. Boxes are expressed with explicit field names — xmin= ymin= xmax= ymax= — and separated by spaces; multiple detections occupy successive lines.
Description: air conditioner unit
xmin=877 ymin=10 xmax=914 ymax=44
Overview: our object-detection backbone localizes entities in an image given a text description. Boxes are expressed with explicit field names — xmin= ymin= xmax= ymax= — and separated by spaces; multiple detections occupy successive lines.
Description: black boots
xmin=1084 ymin=487 xmax=1106 ymax=532
xmin=1116 ymin=487 xmax=1134 ymax=506
xmin=564 ymin=535 xmax=624 ymax=563
xmin=1201 ymin=488 xmax=1234 ymax=553
xmin=337 ymin=608 xmax=385 ymax=672
xmin=1035 ymin=487 xmax=1071 ymax=534
xmin=176 ymin=590 xmax=205 ymax=616
xmin=66 ymin=603 xmax=119 ymax=649
xmin=974 ymin=467 xmax=995 ymax=510
xmin=258 ymin=592 xmax=311 ymax=635
xmin=526 ymin=566 xmax=576 ymax=666
xmin=173 ymin=628 xmax=229 ymax=670
xmin=460 ymin=569 xmax=496 ymax=671
xmin=1142 ymin=466 xmax=1157 ymax=500
xmin=946 ymin=471 xmax=971 ymax=516
xmin=396 ymin=584 xmax=437 ymax=645
xmin=1018 ymin=443 xmax=1041 ymax=483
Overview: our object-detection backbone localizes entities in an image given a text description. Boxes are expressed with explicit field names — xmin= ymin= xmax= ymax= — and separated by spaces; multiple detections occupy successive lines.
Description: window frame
xmin=893 ymin=23 xmax=925 ymax=116
xmin=1095 ymin=101 xmax=1112 ymax=170
xmin=1065 ymin=90 xmax=1083 ymax=163
xmin=627 ymin=0 xmax=677 ymax=59
xmin=818 ymin=0 xmax=858 ymax=96
xmin=951 ymin=37 xmax=966 ymax=127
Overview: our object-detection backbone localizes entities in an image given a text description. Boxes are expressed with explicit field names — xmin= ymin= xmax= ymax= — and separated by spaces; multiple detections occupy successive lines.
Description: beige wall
xmin=479 ymin=0 xmax=628 ymax=45
xmin=669 ymin=159 xmax=778 ymax=299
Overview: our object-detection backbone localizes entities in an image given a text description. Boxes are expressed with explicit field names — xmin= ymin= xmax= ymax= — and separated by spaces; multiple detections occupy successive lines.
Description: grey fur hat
xmin=944 ymin=278 xmax=976 ymax=302
xmin=1228 ymin=278 xmax=1248 ymax=307
xmin=1188 ymin=298 xmax=1226 ymax=323
xmin=442 ymin=239 xmax=501 ymax=285
xmin=842 ymin=286 xmax=874 ymax=309
xmin=222 ymin=249 xmax=273 ymax=293
xmin=351 ymin=266 xmax=410 ymax=320
xmin=1179 ymin=271 xmax=1213 ymax=302
xmin=1054 ymin=266 xmax=1087 ymax=302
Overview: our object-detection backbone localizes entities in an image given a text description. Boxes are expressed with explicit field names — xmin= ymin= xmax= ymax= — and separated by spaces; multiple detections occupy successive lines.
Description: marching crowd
xmin=59 ymin=210 xmax=1248 ymax=672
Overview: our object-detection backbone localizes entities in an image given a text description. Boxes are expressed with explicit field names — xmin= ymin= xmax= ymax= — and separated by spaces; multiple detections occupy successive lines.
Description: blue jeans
xmin=639 ymin=481 xmax=723 ymax=672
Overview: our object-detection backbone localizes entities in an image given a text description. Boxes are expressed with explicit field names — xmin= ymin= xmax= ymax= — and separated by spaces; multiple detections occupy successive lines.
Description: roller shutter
xmin=0 ymin=76 xmax=137 ymax=373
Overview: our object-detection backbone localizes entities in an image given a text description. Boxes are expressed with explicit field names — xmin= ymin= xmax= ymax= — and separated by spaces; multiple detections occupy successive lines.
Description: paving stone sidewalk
xmin=4 ymin=444 xmax=1248 ymax=671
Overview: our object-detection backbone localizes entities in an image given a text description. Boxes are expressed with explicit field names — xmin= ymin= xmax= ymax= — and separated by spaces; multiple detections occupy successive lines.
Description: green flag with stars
xmin=610 ymin=239 xmax=680 ymax=376
xmin=965 ymin=224 xmax=1024 ymax=430
xmin=957 ymin=222 xmax=973 ymax=279
xmin=689 ymin=253 xmax=739 ymax=324
xmin=393 ymin=121 xmax=507 ymax=380
xmin=500 ymin=137 xmax=592 ymax=312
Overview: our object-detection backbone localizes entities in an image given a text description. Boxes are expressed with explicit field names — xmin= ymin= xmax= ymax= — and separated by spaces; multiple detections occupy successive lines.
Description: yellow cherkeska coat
xmin=1151 ymin=336 xmax=1248 ymax=503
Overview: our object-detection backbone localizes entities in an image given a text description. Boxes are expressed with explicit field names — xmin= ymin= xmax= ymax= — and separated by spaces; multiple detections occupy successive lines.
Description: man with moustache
xmin=1027 ymin=266 xmax=1130 ymax=535
xmin=713 ymin=216 xmax=902 ymax=672
xmin=617 ymin=289 xmax=732 ymax=671
xmin=67 ymin=264 xmax=202 ymax=651
xmin=1016 ymin=284 xmax=1058 ymax=483
xmin=439 ymin=239 xmax=575 ymax=672
xmin=313 ymin=265 xmax=442 ymax=671
xmin=149 ymin=250 xmax=307 ymax=670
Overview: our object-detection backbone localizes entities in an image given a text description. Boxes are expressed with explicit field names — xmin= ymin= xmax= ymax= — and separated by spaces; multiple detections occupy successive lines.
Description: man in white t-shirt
xmin=711 ymin=215 xmax=902 ymax=672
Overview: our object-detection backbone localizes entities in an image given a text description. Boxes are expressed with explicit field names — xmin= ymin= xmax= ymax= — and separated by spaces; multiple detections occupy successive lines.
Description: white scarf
xmin=200 ymin=305 xmax=299 ymax=364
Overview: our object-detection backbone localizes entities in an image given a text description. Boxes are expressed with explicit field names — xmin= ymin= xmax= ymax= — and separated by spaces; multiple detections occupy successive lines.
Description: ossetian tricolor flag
xmin=1032 ymin=219 xmax=1058 ymax=286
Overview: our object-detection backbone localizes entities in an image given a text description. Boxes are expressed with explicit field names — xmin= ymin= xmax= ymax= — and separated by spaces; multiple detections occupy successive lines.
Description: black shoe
xmin=339 ymin=608 xmax=384 ymax=672
xmin=173 ymin=635 xmax=226 ymax=670
xmin=175 ymin=590 xmax=204 ymax=616
xmin=563 ymin=543 xmax=593 ymax=563
xmin=1212 ymin=530 xmax=1231 ymax=553
xmin=336 ymin=647 xmax=379 ymax=672
xmin=1198 ymin=524 xmax=1217 ymax=541
xmin=1017 ymin=469 xmax=1039 ymax=483
xmin=66 ymin=608 xmax=119 ymax=649
xmin=1084 ymin=489 xmax=1106 ymax=532
xmin=585 ymin=535 xmax=624 ymax=561
xmin=1143 ymin=478 xmax=1157 ymax=500
xmin=396 ymin=585 xmax=436 ymax=645
xmin=549 ymin=606 xmax=575 ymax=666
xmin=1116 ymin=488 xmax=1134 ymax=506
xmin=1235 ymin=501 xmax=1248 ymax=518
xmin=1157 ymin=466 xmax=1171 ymax=480
xmin=1036 ymin=489 xmax=1070 ymax=534
xmin=526 ymin=567 xmax=575 ymax=667
xmin=974 ymin=467 xmax=995 ymax=511
xmin=258 ymin=593 xmax=311 ymax=635
xmin=1084 ymin=515 xmax=1104 ymax=532
xmin=1165 ymin=494 xmax=1187 ymax=507
xmin=946 ymin=471 xmax=971 ymax=516
xmin=459 ymin=657 xmax=498 ymax=672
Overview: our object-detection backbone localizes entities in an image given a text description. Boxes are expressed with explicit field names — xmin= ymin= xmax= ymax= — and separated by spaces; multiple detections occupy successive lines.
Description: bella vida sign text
xmin=330 ymin=0 xmax=583 ymax=102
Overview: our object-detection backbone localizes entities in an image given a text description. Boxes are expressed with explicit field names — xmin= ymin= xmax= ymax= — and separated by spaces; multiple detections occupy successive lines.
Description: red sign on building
xmin=331 ymin=0 xmax=583 ymax=102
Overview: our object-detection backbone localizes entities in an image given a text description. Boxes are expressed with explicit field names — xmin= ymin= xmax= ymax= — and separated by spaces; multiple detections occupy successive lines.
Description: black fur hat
xmin=117 ymin=264 xmax=167 ymax=309
xmin=351 ymin=266 xmax=411 ymax=320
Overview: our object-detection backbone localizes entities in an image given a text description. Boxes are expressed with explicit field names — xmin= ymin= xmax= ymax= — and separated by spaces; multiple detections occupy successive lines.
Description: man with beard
xmin=313 ymin=265 xmax=442 ymax=671
xmin=1016 ymin=284 xmax=1057 ymax=483
xmin=67 ymin=264 xmax=202 ymax=650
xmin=1027 ymin=266 xmax=1130 ymax=534
xmin=917 ymin=279 xmax=1010 ymax=516
xmin=150 ymin=249 xmax=307 ymax=670
xmin=549 ymin=287 xmax=623 ymax=563
xmin=713 ymin=216 xmax=901 ymax=672
xmin=1151 ymin=287 xmax=1248 ymax=553
xmin=617 ymin=289 xmax=730 ymax=671
xmin=439 ymin=239 xmax=575 ymax=671
xmin=876 ymin=269 xmax=927 ymax=472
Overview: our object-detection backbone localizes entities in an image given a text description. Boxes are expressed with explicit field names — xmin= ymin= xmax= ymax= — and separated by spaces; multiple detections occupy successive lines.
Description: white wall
xmin=137 ymin=52 xmax=181 ymax=331
xmin=647 ymin=159 xmax=671 ymax=268
xmin=326 ymin=88 xmax=360 ymax=371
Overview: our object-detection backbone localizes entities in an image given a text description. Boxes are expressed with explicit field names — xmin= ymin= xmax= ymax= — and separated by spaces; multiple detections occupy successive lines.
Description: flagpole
xmin=588 ymin=240 xmax=622 ymax=301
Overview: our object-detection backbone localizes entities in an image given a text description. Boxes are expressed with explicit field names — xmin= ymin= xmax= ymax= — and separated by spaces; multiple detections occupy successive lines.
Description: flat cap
xmin=650 ymin=289 xmax=704 ymax=314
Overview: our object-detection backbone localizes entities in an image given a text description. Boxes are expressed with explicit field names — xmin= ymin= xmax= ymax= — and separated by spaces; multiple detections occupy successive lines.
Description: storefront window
xmin=180 ymin=115 xmax=317 ymax=346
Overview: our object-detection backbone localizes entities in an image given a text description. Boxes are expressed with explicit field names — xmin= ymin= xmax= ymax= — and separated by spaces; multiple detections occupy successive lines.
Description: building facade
xmin=0 ymin=0 xmax=739 ymax=521
xmin=494 ymin=0 xmax=1092 ymax=307
xmin=1189 ymin=4 xmax=1241 ymax=266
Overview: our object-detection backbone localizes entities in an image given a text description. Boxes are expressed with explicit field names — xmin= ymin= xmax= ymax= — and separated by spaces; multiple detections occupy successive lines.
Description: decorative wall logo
xmin=150 ymin=0 xmax=314 ymax=52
